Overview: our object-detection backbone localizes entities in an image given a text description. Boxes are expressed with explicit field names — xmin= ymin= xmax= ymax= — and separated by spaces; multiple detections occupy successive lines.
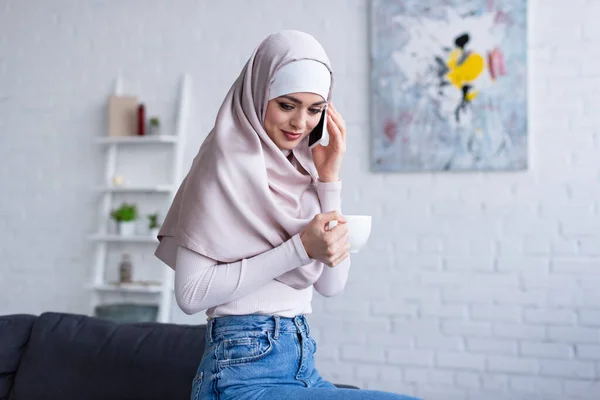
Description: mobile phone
xmin=309 ymin=106 xmax=328 ymax=149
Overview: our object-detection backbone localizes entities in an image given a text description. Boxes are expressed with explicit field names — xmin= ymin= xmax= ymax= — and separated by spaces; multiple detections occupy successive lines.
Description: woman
xmin=155 ymin=30 xmax=419 ymax=400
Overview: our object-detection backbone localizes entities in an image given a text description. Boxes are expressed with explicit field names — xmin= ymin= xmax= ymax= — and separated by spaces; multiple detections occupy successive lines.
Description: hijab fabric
xmin=155 ymin=30 xmax=333 ymax=288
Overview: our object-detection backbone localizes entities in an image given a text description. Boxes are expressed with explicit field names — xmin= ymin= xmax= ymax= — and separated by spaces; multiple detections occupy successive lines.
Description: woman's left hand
xmin=311 ymin=103 xmax=346 ymax=182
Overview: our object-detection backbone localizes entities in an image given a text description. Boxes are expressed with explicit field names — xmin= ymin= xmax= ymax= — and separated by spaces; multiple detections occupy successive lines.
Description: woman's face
xmin=263 ymin=92 xmax=327 ymax=151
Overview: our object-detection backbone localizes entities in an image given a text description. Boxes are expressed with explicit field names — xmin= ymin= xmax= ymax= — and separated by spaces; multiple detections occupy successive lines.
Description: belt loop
xmin=304 ymin=316 xmax=310 ymax=335
xmin=206 ymin=318 xmax=214 ymax=343
xmin=273 ymin=315 xmax=280 ymax=340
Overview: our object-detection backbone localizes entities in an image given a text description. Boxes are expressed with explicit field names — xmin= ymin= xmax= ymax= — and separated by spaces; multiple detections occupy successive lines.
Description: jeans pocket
xmin=191 ymin=371 xmax=203 ymax=400
xmin=217 ymin=332 xmax=273 ymax=367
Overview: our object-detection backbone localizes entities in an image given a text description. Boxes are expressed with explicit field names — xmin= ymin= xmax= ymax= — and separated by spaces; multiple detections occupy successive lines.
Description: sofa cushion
xmin=10 ymin=312 xmax=206 ymax=400
xmin=0 ymin=314 xmax=37 ymax=400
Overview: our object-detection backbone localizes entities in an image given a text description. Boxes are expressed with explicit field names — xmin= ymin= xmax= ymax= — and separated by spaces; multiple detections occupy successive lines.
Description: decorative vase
xmin=119 ymin=254 xmax=133 ymax=283
xmin=118 ymin=221 xmax=136 ymax=236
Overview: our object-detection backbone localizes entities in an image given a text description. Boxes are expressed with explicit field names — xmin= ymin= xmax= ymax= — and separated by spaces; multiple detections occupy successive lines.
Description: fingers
xmin=317 ymin=211 xmax=347 ymax=241
xmin=326 ymin=108 xmax=346 ymax=153
xmin=327 ymin=222 xmax=349 ymax=243
xmin=333 ymin=249 xmax=350 ymax=267
xmin=334 ymin=231 xmax=350 ymax=250
xmin=327 ymin=243 xmax=351 ymax=268
xmin=328 ymin=104 xmax=344 ymax=127
xmin=328 ymin=103 xmax=346 ymax=141
xmin=311 ymin=211 xmax=349 ymax=266
xmin=322 ymin=229 xmax=349 ymax=264
xmin=318 ymin=210 xmax=346 ymax=225
xmin=327 ymin=118 xmax=345 ymax=153
xmin=326 ymin=112 xmax=343 ymax=141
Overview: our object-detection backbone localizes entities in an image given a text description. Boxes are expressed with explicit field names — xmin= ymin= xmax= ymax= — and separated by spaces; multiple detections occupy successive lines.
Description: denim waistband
xmin=206 ymin=314 xmax=310 ymax=342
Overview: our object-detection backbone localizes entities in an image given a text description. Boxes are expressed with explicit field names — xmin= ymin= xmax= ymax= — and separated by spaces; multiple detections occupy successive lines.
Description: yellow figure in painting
xmin=445 ymin=47 xmax=484 ymax=102
xmin=440 ymin=33 xmax=485 ymax=122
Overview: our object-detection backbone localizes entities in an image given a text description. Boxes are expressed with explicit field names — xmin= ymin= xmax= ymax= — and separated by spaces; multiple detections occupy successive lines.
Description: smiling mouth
xmin=281 ymin=130 xmax=302 ymax=140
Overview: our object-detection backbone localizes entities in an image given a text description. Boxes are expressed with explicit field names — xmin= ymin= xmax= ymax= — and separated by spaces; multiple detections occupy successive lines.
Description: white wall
xmin=1 ymin=0 xmax=599 ymax=398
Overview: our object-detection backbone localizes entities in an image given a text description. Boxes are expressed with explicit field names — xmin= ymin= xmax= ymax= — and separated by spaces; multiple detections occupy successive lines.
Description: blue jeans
xmin=191 ymin=314 xmax=420 ymax=400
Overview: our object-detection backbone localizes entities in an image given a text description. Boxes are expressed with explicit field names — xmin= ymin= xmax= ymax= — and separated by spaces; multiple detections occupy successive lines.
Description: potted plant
xmin=147 ymin=213 xmax=160 ymax=237
xmin=149 ymin=116 xmax=160 ymax=136
xmin=110 ymin=203 xmax=138 ymax=236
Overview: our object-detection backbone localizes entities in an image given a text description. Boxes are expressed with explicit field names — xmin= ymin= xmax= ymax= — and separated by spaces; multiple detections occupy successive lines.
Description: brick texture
xmin=1 ymin=0 xmax=599 ymax=398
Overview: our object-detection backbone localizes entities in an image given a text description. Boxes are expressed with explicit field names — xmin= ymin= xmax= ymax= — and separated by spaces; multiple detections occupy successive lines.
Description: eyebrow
xmin=279 ymin=95 xmax=327 ymax=106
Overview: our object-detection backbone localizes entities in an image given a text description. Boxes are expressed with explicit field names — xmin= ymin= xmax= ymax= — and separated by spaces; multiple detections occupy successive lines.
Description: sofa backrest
xmin=6 ymin=312 xmax=206 ymax=400
xmin=0 ymin=314 xmax=37 ymax=400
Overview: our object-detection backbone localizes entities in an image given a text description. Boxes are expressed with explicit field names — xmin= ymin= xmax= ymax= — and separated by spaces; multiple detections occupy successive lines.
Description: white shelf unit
xmin=91 ymin=282 xmax=166 ymax=294
xmin=94 ymin=136 xmax=179 ymax=145
xmin=95 ymin=185 xmax=176 ymax=194
xmin=89 ymin=74 xmax=190 ymax=323
xmin=88 ymin=234 xmax=159 ymax=243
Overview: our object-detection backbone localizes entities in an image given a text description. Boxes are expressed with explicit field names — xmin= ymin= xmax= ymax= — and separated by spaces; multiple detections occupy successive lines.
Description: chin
xmin=277 ymin=142 xmax=297 ymax=151
xmin=277 ymin=134 xmax=306 ymax=150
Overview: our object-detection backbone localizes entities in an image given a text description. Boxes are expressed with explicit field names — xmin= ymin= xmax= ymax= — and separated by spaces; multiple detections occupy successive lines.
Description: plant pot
xmin=118 ymin=221 xmax=136 ymax=236
xmin=149 ymin=227 xmax=160 ymax=238
xmin=149 ymin=125 xmax=161 ymax=136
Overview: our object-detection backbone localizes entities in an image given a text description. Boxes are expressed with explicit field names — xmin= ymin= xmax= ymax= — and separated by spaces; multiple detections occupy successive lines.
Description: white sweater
xmin=172 ymin=180 xmax=350 ymax=318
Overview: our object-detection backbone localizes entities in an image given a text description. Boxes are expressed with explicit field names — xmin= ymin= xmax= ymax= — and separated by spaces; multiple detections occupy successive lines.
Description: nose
xmin=289 ymin=112 xmax=307 ymax=132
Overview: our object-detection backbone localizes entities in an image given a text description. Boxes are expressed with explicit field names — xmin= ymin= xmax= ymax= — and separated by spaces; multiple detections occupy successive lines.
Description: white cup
xmin=344 ymin=215 xmax=372 ymax=253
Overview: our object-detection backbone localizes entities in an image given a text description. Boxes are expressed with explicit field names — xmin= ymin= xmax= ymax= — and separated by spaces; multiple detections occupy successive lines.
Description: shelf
xmin=88 ymin=234 xmax=159 ymax=243
xmin=92 ymin=282 xmax=164 ymax=294
xmin=94 ymin=136 xmax=178 ymax=145
xmin=89 ymin=73 xmax=191 ymax=323
xmin=96 ymin=185 xmax=175 ymax=193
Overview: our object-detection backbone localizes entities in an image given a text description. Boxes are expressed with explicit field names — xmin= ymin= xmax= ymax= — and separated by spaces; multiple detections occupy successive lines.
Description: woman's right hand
xmin=300 ymin=211 xmax=349 ymax=267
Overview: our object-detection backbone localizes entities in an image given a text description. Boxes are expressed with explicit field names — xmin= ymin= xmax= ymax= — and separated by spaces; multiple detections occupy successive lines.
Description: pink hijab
xmin=155 ymin=30 xmax=333 ymax=288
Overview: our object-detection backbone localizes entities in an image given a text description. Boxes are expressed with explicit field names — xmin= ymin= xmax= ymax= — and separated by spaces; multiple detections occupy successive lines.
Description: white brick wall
xmin=1 ymin=0 xmax=599 ymax=398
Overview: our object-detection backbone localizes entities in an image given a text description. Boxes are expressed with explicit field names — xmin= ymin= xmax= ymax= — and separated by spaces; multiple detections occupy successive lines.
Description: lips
xmin=281 ymin=130 xmax=302 ymax=141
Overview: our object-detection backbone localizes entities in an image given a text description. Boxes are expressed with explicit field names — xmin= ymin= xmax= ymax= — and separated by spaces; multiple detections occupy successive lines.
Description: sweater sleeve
xmin=311 ymin=179 xmax=351 ymax=297
xmin=174 ymin=234 xmax=311 ymax=315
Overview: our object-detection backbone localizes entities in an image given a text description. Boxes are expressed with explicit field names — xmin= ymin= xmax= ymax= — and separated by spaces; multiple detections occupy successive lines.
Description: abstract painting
xmin=370 ymin=0 xmax=527 ymax=172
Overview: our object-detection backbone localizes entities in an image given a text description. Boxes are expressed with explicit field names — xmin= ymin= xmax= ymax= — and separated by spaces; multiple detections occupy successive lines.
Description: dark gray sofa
xmin=0 ymin=312 xmax=357 ymax=399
